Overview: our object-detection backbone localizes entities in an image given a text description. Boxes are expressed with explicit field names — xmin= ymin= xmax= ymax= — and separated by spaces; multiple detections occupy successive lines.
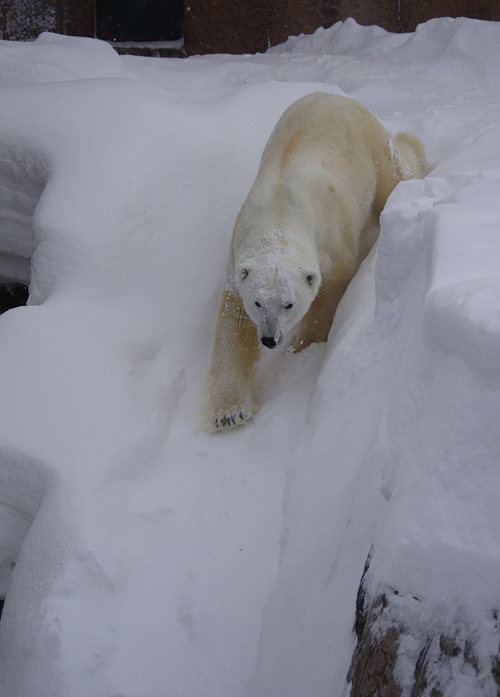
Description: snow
xmin=0 ymin=16 xmax=500 ymax=697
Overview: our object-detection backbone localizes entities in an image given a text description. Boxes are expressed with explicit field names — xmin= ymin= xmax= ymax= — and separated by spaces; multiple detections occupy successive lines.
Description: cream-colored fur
xmin=205 ymin=93 xmax=430 ymax=431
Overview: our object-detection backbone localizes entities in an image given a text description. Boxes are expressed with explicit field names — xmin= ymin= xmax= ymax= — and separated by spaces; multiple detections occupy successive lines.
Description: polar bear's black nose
xmin=261 ymin=336 xmax=277 ymax=348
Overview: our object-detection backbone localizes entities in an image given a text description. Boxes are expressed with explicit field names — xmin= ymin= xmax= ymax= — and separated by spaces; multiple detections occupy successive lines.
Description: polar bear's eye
xmin=284 ymin=303 xmax=294 ymax=310
xmin=255 ymin=301 xmax=262 ymax=308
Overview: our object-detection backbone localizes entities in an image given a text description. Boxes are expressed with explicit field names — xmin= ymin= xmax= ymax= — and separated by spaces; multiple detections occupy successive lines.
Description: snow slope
xmin=0 ymin=19 xmax=499 ymax=697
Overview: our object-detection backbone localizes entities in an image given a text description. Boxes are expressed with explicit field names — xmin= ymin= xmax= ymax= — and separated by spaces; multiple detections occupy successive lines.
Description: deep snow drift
xmin=0 ymin=17 xmax=500 ymax=697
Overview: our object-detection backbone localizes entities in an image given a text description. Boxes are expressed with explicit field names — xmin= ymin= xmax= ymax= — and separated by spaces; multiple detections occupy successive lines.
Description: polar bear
xmin=205 ymin=92 xmax=429 ymax=431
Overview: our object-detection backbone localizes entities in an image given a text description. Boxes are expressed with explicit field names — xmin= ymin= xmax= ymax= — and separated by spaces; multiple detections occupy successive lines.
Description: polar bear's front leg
xmin=205 ymin=287 xmax=260 ymax=431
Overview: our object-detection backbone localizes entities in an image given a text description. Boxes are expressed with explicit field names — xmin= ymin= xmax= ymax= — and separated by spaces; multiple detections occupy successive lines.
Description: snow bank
xmin=0 ymin=17 xmax=499 ymax=697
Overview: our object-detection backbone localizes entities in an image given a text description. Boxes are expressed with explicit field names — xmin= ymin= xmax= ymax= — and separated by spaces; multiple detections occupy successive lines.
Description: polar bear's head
xmin=235 ymin=256 xmax=320 ymax=349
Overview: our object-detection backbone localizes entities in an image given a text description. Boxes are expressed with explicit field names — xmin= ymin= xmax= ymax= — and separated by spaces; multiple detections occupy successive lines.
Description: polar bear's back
xmin=260 ymin=93 xmax=388 ymax=174
xmin=259 ymin=92 xmax=429 ymax=198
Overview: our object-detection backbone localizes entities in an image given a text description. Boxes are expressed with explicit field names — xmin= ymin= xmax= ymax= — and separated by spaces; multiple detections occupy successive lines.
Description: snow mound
xmin=0 ymin=32 xmax=125 ymax=87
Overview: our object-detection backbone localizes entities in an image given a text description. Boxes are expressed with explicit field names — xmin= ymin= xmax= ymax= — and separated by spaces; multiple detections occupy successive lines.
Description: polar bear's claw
xmin=213 ymin=408 xmax=250 ymax=431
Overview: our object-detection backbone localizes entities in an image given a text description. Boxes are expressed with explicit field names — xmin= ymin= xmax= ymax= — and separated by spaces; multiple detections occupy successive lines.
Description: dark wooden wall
xmin=1 ymin=0 xmax=500 ymax=55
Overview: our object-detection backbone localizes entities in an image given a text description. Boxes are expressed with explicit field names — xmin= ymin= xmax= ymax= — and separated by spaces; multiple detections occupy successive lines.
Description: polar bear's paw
xmin=205 ymin=390 xmax=255 ymax=432
xmin=211 ymin=404 xmax=254 ymax=432
xmin=204 ymin=371 xmax=256 ymax=432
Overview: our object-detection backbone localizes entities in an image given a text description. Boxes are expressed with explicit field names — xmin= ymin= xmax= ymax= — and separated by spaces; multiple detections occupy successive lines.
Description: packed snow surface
xmin=0 ymin=18 xmax=500 ymax=697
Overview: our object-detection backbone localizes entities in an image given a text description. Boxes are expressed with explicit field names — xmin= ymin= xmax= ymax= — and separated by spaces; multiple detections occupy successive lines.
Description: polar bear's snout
xmin=260 ymin=336 xmax=278 ymax=348
xmin=260 ymin=331 xmax=284 ymax=349
xmin=258 ymin=314 xmax=285 ymax=349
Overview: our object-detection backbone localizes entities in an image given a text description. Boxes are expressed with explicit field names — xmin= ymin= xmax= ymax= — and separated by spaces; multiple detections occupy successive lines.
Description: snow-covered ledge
xmin=345 ymin=155 xmax=500 ymax=695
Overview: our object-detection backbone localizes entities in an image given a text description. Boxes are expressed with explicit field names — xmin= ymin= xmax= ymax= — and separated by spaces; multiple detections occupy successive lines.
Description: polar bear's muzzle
xmin=257 ymin=309 xmax=287 ymax=348
xmin=260 ymin=335 xmax=279 ymax=349
xmin=259 ymin=323 xmax=285 ymax=349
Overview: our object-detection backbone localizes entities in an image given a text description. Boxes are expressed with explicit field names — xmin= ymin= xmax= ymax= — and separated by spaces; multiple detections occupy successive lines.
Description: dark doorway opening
xmin=96 ymin=0 xmax=183 ymax=42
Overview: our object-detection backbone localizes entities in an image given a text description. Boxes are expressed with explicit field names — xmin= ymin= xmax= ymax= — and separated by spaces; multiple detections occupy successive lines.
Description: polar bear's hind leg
xmin=393 ymin=132 xmax=432 ymax=180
